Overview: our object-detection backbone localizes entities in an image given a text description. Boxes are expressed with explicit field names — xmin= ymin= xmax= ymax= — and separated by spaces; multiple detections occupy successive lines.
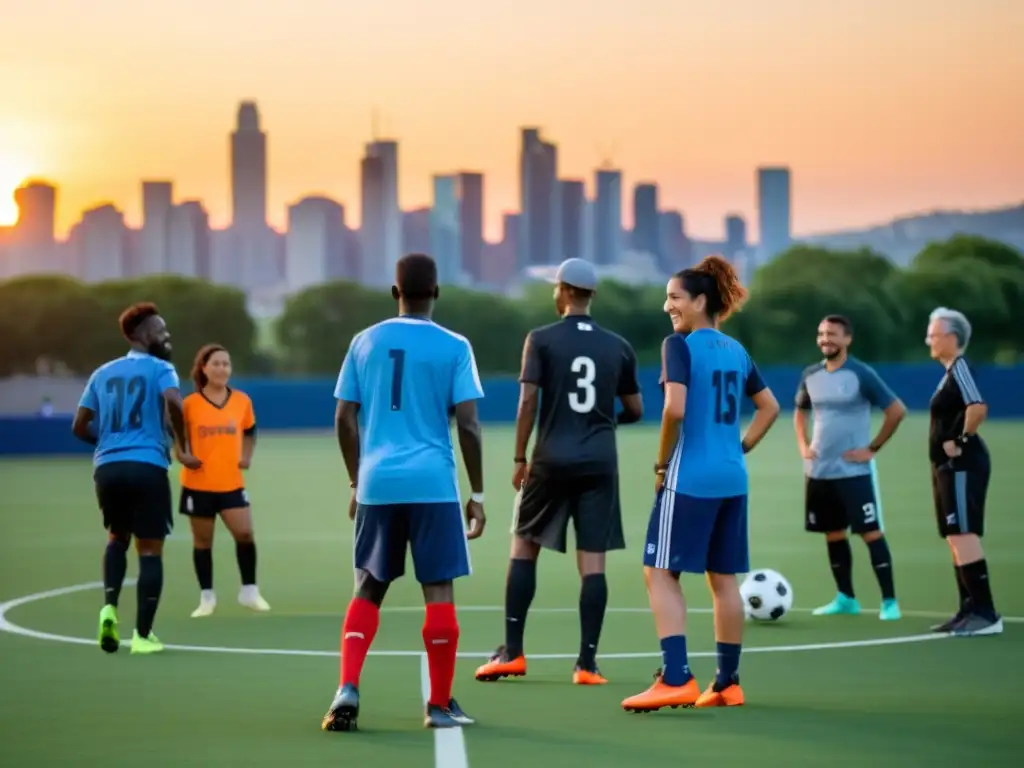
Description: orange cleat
xmin=621 ymin=670 xmax=701 ymax=712
xmin=475 ymin=645 xmax=527 ymax=682
xmin=572 ymin=665 xmax=608 ymax=685
xmin=695 ymin=681 xmax=745 ymax=708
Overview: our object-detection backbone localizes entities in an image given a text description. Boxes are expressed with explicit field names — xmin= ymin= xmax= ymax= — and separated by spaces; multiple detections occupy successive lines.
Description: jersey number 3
xmin=711 ymin=369 xmax=739 ymax=425
xmin=569 ymin=356 xmax=596 ymax=413
xmin=106 ymin=375 xmax=147 ymax=433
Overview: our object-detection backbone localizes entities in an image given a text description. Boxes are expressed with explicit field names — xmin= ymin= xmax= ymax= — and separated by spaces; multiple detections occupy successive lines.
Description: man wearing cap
xmin=474 ymin=258 xmax=643 ymax=687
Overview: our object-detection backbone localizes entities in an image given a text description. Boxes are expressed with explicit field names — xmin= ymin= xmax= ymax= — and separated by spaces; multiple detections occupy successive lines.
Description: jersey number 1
xmin=106 ymin=375 xmax=147 ymax=433
xmin=568 ymin=356 xmax=596 ymax=413
xmin=388 ymin=349 xmax=405 ymax=411
xmin=711 ymin=369 xmax=739 ymax=425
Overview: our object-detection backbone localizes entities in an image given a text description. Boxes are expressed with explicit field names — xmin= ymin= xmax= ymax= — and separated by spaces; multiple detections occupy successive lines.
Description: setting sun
xmin=0 ymin=152 xmax=29 ymax=226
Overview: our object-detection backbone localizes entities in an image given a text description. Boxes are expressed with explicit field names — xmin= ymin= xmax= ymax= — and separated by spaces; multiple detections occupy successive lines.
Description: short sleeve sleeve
xmin=156 ymin=361 xmax=179 ymax=393
xmin=617 ymin=343 xmax=641 ymax=396
xmin=519 ymin=332 xmax=542 ymax=385
xmin=78 ymin=371 xmax=99 ymax=411
xmin=795 ymin=368 xmax=813 ymax=410
xmin=241 ymin=397 xmax=256 ymax=430
xmin=661 ymin=334 xmax=691 ymax=387
xmin=950 ymin=358 xmax=984 ymax=405
xmin=453 ymin=339 xmax=485 ymax=405
xmin=334 ymin=337 xmax=361 ymax=403
xmin=856 ymin=363 xmax=897 ymax=409
xmin=745 ymin=357 xmax=767 ymax=397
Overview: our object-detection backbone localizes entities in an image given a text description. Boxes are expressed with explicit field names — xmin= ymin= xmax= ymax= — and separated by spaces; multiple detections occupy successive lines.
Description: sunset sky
xmin=0 ymin=0 xmax=1021 ymax=241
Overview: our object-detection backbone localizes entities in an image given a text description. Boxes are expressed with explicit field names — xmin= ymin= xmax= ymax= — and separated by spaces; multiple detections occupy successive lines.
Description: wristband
xmin=741 ymin=441 xmax=751 ymax=454
xmin=654 ymin=463 xmax=668 ymax=475
xmin=957 ymin=433 xmax=975 ymax=446
xmin=349 ymin=480 xmax=356 ymax=489
xmin=513 ymin=457 xmax=527 ymax=464
xmin=470 ymin=492 xmax=485 ymax=504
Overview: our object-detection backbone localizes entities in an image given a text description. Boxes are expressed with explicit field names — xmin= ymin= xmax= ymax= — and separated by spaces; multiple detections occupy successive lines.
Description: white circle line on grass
xmin=2 ymin=581 xmax=1008 ymax=660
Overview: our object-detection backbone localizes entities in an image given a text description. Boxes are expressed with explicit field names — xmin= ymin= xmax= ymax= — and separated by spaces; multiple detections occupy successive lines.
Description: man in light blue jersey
xmin=622 ymin=256 xmax=780 ymax=714
xmin=72 ymin=302 xmax=199 ymax=656
xmin=795 ymin=315 xmax=907 ymax=621
xmin=322 ymin=253 xmax=486 ymax=734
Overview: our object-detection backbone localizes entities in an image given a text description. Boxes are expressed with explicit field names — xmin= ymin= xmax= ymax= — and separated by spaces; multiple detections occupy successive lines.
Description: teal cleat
xmin=812 ymin=593 xmax=861 ymax=616
xmin=879 ymin=599 xmax=902 ymax=621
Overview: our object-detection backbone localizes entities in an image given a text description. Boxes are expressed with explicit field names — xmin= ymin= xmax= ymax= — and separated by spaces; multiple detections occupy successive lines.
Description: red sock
xmin=423 ymin=602 xmax=459 ymax=707
xmin=340 ymin=597 xmax=380 ymax=688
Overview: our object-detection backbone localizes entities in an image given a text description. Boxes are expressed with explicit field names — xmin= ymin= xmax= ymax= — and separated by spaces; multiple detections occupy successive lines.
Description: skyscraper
xmin=659 ymin=210 xmax=689 ymax=271
xmin=230 ymin=102 xmax=267 ymax=230
xmin=725 ymin=214 xmax=747 ymax=258
xmin=559 ymin=180 xmax=585 ymax=262
xmin=360 ymin=153 xmax=386 ymax=286
xmin=76 ymin=204 xmax=128 ymax=282
xmin=518 ymin=128 xmax=559 ymax=269
xmin=430 ymin=175 xmax=461 ymax=284
xmin=366 ymin=140 xmax=401 ymax=282
xmin=457 ymin=172 xmax=484 ymax=283
xmin=632 ymin=183 xmax=660 ymax=261
xmin=140 ymin=181 xmax=173 ymax=274
xmin=285 ymin=196 xmax=345 ymax=293
xmin=167 ymin=201 xmax=211 ymax=279
xmin=11 ymin=181 xmax=57 ymax=275
xmin=757 ymin=166 xmax=792 ymax=262
xmin=594 ymin=169 xmax=622 ymax=266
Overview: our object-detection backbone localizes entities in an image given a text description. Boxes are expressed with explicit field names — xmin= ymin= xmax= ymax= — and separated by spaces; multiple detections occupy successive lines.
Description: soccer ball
xmin=740 ymin=569 xmax=793 ymax=621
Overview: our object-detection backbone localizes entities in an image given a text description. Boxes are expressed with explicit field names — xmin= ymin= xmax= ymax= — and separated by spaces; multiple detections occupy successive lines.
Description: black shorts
xmin=179 ymin=488 xmax=249 ymax=518
xmin=804 ymin=474 xmax=881 ymax=534
xmin=513 ymin=467 xmax=624 ymax=554
xmin=94 ymin=461 xmax=173 ymax=540
xmin=931 ymin=463 xmax=989 ymax=538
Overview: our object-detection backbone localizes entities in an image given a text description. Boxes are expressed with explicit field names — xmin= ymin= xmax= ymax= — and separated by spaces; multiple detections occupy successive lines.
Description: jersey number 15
xmin=711 ymin=369 xmax=739 ymax=425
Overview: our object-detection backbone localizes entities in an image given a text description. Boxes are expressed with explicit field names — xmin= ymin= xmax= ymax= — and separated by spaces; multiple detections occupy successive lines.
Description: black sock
xmin=826 ymin=539 xmax=855 ymax=598
xmin=578 ymin=573 xmax=608 ymax=670
xmin=236 ymin=541 xmax=257 ymax=586
xmin=103 ymin=539 xmax=129 ymax=607
xmin=193 ymin=548 xmax=213 ymax=591
xmin=136 ymin=555 xmax=164 ymax=638
xmin=960 ymin=559 xmax=996 ymax=615
xmin=504 ymin=558 xmax=537 ymax=658
xmin=954 ymin=565 xmax=971 ymax=612
xmin=866 ymin=537 xmax=896 ymax=601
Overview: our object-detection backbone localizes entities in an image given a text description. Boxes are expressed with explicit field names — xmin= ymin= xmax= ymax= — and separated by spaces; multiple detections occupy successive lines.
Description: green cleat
xmin=879 ymin=599 xmax=902 ymax=621
xmin=812 ymin=593 xmax=861 ymax=616
xmin=130 ymin=630 xmax=164 ymax=655
xmin=98 ymin=605 xmax=120 ymax=654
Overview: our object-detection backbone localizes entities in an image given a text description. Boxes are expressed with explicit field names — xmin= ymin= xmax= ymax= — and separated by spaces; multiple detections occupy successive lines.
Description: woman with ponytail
xmin=622 ymin=255 xmax=780 ymax=713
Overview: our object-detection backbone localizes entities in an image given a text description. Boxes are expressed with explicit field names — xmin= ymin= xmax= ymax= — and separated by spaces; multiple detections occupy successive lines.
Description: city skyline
xmin=1 ymin=0 xmax=1021 ymax=240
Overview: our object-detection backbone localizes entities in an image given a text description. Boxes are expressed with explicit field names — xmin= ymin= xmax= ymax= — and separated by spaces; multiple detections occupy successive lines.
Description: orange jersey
xmin=180 ymin=389 xmax=256 ymax=492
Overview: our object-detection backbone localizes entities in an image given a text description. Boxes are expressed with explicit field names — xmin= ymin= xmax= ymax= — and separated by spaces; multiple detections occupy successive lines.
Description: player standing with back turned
xmin=322 ymin=253 xmax=487 ymax=732
xmin=475 ymin=258 xmax=643 ymax=686
xmin=622 ymin=256 xmax=780 ymax=712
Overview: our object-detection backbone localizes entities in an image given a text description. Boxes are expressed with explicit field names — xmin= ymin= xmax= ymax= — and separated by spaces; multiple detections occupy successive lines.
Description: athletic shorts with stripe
xmin=353 ymin=502 xmax=472 ymax=585
xmin=931 ymin=463 xmax=989 ymax=539
xmin=642 ymin=488 xmax=749 ymax=575
xmin=804 ymin=473 xmax=882 ymax=534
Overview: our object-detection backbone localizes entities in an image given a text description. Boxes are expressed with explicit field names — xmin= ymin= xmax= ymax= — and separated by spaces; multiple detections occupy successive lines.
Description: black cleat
xmin=424 ymin=702 xmax=464 ymax=729
xmin=951 ymin=612 xmax=1004 ymax=637
xmin=445 ymin=698 xmax=475 ymax=726
xmin=931 ymin=610 xmax=966 ymax=633
xmin=322 ymin=684 xmax=360 ymax=732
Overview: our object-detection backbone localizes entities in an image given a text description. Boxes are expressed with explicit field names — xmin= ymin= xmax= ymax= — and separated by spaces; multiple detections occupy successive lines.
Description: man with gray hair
xmin=925 ymin=307 xmax=1001 ymax=636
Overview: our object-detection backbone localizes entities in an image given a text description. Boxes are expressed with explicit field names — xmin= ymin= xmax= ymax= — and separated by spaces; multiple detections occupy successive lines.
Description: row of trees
xmin=2 ymin=235 xmax=1021 ymax=378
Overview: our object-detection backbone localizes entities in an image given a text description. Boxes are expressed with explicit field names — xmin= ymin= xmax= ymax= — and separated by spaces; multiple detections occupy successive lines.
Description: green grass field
xmin=1 ymin=417 xmax=1021 ymax=767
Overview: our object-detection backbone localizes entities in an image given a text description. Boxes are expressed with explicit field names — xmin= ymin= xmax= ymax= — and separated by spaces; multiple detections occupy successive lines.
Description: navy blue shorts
xmin=642 ymin=488 xmax=749 ymax=575
xmin=353 ymin=502 xmax=471 ymax=585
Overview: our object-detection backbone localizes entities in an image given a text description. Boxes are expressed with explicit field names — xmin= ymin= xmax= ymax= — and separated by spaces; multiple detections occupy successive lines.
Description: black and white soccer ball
xmin=740 ymin=569 xmax=794 ymax=621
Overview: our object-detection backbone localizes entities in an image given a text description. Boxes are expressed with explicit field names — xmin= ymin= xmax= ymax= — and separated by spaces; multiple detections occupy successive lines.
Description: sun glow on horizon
xmin=0 ymin=152 xmax=30 ymax=227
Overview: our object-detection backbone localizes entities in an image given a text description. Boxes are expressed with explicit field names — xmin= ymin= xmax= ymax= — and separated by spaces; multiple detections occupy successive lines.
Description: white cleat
xmin=238 ymin=585 xmax=271 ymax=612
xmin=191 ymin=590 xmax=217 ymax=618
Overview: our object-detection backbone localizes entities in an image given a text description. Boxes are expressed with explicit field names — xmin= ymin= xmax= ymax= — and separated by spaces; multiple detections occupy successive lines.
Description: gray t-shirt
xmin=796 ymin=357 xmax=897 ymax=480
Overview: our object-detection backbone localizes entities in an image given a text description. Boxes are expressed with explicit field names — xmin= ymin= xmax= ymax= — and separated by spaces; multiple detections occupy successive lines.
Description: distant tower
xmin=757 ymin=166 xmax=791 ymax=262
xmin=230 ymin=101 xmax=268 ymax=231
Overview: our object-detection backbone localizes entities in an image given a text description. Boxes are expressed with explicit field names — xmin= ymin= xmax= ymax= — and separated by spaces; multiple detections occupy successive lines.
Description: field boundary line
xmin=421 ymin=654 xmax=469 ymax=768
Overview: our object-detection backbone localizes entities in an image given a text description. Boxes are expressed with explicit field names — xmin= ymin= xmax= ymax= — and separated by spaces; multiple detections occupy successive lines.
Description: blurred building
xmin=285 ymin=196 xmax=346 ymax=293
xmin=560 ymin=179 xmax=585 ymax=262
xmin=430 ymin=175 xmax=461 ymax=284
xmin=757 ymin=166 xmax=791 ymax=262
xmin=75 ymin=204 xmax=128 ymax=282
xmin=457 ymin=172 xmax=484 ymax=283
xmin=518 ymin=128 xmax=559 ymax=268
xmin=725 ymin=214 xmax=747 ymax=259
xmin=594 ymin=168 xmax=622 ymax=266
xmin=366 ymin=139 xmax=401 ymax=285
xmin=167 ymin=200 xmax=211 ymax=279
xmin=360 ymin=153 xmax=386 ymax=286
xmin=632 ymin=182 xmax=660 ymax=263
xmin=140 ymin=181 xmax=173 ymax=274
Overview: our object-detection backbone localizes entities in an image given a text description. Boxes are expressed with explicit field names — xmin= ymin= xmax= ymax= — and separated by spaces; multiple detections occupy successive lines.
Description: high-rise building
xmin=167 ymin=201 xmax=211 ymax=279
xmin=402 ymin=208 xmax=431 ymax=256
xmin=560 ymin=180 xmax=585 ymax=262
xmin=231 ymin=101 xmax=267 ymax=231
xmin=76 ymin=204 xmax=128 ymax=282
xmin=430 ymin=175 xmax=461 ymax=284
xmin=10 ymin=181 xmax=58 ymax=276
xmin=365 ymin=140 xmax=401 ymax=282
xmin=581 ymin=198 xmax=595 ymax=263
xmin=518 ymin=128 xmax=559 ymax=269
xmin=725 ymin=214 xmax=747 ymax=258
xmin=360 ymin=153 xmax=386 ymax=286
xmin=457 ymin=172 xmax=484 ymax=282
xmin=140 ymin=181 xmax=173 ymax=274
xmin=632 ymin=183 xmax=660 ymax=262
xmin=757 ymin=166 xmax=791 ymax=262
xmin=594 ymin=169 xmax=622 ymax=266
xmin=285 ymin=196 xmax=345 ymax=293
xmin=659 ymin=210 xmax=690 ymax=271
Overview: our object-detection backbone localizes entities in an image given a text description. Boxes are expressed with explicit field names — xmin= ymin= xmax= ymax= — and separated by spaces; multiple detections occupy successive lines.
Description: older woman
xmin=925 ymin=307 xmax=1001 ymax=637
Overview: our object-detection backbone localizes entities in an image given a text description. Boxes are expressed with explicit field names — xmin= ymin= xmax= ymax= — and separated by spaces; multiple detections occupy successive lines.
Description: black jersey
xmin=520 ymin=315 xmax=640 ymax=472
xmin=928 ymin=356 xmax=989 ymax=467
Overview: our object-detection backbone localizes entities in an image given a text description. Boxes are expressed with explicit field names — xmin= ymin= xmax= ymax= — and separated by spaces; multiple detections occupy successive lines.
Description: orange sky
xmin=0 ymin=0 xmax=1021 ymax=241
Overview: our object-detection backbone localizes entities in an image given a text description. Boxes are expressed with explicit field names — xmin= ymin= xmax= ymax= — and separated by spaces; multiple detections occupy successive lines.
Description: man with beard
xmin=794 ymin=315 xmax=907 ymax=620
xmin=72 ymin=302 xmax=199 ymax=655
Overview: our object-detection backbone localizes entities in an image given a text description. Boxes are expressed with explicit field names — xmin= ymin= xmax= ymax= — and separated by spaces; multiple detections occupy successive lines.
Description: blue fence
xmin=3 ymin=364 xmax=1022 ymax=456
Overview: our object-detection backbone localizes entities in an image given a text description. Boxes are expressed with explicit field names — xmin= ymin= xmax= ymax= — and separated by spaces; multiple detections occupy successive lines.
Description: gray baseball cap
xmin=550 ymin=258 xmax=598 ymax=291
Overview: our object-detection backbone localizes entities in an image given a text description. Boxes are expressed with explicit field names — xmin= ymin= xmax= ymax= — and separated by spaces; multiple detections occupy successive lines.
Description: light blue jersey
xmin=335 ymin=316 xmax=484 ymax=505
xmin=78 ymin=350 xmax=180 ymax=469
xmin=662 ymin=329 xmax=766 ymax=499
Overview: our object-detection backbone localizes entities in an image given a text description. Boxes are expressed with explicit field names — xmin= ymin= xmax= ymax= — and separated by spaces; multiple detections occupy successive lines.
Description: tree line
xmin=1 ymin=235 xmax=1021 ymax=379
